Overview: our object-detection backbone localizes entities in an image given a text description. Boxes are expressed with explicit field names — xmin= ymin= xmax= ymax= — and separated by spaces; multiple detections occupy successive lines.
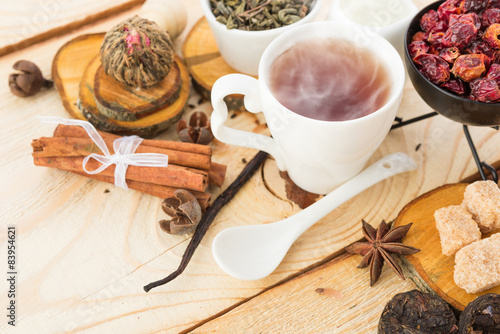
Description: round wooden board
xmin=52 ymin=33 xmax=190 ymax=138
xmin=182 ymin=17 xmax=253 ymax=110
xmin=393 ymin=183 xmax=500 ymax=311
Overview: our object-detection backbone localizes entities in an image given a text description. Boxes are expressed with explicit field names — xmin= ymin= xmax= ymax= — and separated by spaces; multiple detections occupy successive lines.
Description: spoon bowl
xmin=212 ymin=153 xmax=417 ymax=280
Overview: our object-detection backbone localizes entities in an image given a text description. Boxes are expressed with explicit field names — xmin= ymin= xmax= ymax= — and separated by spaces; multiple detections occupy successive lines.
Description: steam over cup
xmin=200 ymin=0 xmax=322 ymax=75
xmin=210 ymin=22 xmax=405 ymax=194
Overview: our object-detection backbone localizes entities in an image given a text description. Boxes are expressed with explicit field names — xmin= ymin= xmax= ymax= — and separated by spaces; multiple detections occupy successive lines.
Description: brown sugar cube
xmin=454 ymin=233 xmax=500 ymax=294
xmin=434 ymin=205 xmax=481 ymax=256
xmin=463 ymin=180 xmax=500 ymax=233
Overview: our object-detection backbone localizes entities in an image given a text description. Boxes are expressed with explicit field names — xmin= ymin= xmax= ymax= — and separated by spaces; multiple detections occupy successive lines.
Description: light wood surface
xmin=2 ymin=0 xmax=500 ymax=333
xmin=0 ymin=0 xmax=145 ymax=57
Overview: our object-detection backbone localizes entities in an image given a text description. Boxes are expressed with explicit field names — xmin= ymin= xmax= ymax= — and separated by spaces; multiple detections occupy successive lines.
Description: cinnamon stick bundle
xmin=31 ymin=124 xmax=227 ymax=205
xmin=71 ymin=171 xmax=211 ymax=210
xmin=33 ymin=156 xmax=209 ymax=192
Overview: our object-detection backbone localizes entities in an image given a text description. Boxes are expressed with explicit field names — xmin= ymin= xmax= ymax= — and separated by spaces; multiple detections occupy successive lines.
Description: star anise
xmin=345 ymin=220 xmax=420 ymax=286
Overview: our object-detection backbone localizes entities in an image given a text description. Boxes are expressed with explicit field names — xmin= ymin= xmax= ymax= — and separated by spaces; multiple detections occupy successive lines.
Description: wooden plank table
xmin=1 ymin=0 xmax=499 ymax=332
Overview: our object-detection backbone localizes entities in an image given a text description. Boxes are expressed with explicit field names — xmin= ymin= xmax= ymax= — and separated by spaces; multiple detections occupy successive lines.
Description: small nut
xmin=9 ymin=60 xmax=53 ymax=97
xmin=177 ymin=112 xmax=214 ymax=145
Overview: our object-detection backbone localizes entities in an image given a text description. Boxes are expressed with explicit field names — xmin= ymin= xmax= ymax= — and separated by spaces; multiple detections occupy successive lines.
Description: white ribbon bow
xmin=38 ymin=116 xmax=169 ymax=189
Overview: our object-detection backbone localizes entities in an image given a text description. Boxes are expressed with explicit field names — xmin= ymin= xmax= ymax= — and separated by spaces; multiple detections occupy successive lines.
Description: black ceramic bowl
xmin=404 ymin=0 xmax=500 ymax=126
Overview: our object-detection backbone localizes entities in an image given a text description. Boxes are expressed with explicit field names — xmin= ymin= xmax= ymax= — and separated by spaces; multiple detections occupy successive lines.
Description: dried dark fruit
xmin=461 ymin=0 xmax=488 ymax=13
xmin=486 ymin=63 xmax=500 ymax=85
xmin=413 ymin=31 xmax=426 ymax=42
xmin=428 ymin=32 xmax=447 ymax=50
xmin=489 ymin=0 xmax=500 ymax=8
xmin=470 ymin=77 xmax=500 ymax=102
xmin=176 ymin=112 xmax=214 ymax=145
xmin=458 ymin=293 xmax=500 ymax=333
xmin=409 ymin=41 xmax=430 ymax=59
xmin=378 ymin=290 xmax=458 ymax=334
xmin=441 ymin=78 xmax=467 ymax=95
xmin=421 ymin=9 xmax=441 ymax=32
xmin=414 ymin=53 xmax=451 ymax=84
xmin=450 ymin=12 xmax=481 ymax=29
xmin=482 ymin=8 xmax=500 ymax=27
xmin=9 ymin=60 xmax=52 ymax=97
xmin=483 ymin=23 xmax=500 ymax=48
xmin=438 ymin=0 xmax=463 ymax=22
xmin=440 ymin=47 xmax=461 ymax=63
xmin=159 ymin=189 xmax=202 ymax=235
xmin=442 ymin=22 xmax=478 ymax=49
xmin=465 ymin=40 xmax=495 ymax=58
xmin=451 ymin=54 xmax=489 ymax=82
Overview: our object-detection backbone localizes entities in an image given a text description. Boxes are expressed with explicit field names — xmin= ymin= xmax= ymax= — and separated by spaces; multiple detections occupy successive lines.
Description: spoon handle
xmin=283 ymin=153 xmax=417 ymax=238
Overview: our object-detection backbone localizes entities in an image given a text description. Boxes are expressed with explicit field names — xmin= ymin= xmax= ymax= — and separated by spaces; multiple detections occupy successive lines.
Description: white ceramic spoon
xmin=212 ymin=153 xmax=417 ymax=280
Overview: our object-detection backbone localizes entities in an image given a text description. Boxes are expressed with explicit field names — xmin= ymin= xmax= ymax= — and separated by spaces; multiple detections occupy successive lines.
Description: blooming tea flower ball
xmin=100 ymin=16 xmax=174 ymax=88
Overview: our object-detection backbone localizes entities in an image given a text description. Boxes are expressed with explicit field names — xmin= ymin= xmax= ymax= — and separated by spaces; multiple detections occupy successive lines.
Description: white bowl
xmin=200 ymin=0 xmax=322 ymax=75
xmin=327 ymin=0 xmax=417 ymax=56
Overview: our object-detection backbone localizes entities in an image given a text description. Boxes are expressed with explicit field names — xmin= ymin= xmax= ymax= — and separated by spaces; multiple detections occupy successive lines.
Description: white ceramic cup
xmin=327 ymin=0 xmax=418 ymax=56
xmin=211 ymin=22 xmax=405 ymax=194
xmin=200 ymin=0 xmax=322 ymax=75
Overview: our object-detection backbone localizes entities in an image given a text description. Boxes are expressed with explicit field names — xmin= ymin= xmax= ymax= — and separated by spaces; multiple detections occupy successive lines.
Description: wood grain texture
xmin=393 ymin=183 xmax=500 ymax=311
xmin=183 ymin=18 xmax=242 ymax=99
xmin=190 ymin=254 xmax=417 ymax=333
xmin=0 ymin=0 xmax=145 ymax=57
xmin=2 ymin=0 xmax=500 ymax=333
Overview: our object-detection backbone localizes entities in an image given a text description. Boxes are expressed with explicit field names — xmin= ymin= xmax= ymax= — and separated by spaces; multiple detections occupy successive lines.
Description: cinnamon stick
xmin=208 ymin=161 xmax=227 ymax=187
xmin=32 ymin=136 xmax=211 ymax=171
xmin=33 ymin=156 xmax=208 ymax=192
xmin=53 ymin=124 xmax=212 ymax=156
xmin=71 ymin=171 xmax=211 ymax=210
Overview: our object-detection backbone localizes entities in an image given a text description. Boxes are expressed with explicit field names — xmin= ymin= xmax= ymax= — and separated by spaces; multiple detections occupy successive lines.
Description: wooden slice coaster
xmin=182 ymin=17 xmax=252 ymax=111
xmin=52 ymin=34 xmax=104 ymax=120
xmin=393 ymin=183 xmax=500 ymax=311
xmin=52 ymin=33 xmax=189 ymax=138
xmin=79 ymin=54 xmax=189 ymax=138
xmin=94 ymin=61 xmax=182 ymax=122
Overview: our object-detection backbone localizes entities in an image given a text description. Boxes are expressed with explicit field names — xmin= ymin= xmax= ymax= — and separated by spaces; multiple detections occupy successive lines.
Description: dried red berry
xmin=438 ymin=0 xmax=463 ymax=22
xmin=420 ymin=10 xmax=441 ymax=32
xmin=465 ymin=40 xmax=495 ymax=58
xmin=440 ymin=47 xmax=461 ymax=63
xmin=428 ymin=32 xmax=447 ymax=50
xmin=461 ymin=0 xmax=488 ymax=13
xmin=483 ymin=23 xmax=500 ymax=49
xmin=482 ymin=8 xmax=500 ymax=27
xmin=488 ymin=0 xmax=500 ymax=8
xmin=470 ymin=78 xmax=500 ymax=102
xmin=442 ymin=22 xmax=478 ymax=49
xmin=486 ymin=63 xmax=500 ymax=85
xmin=450 ymin=13 xmax=481 ymax=29
xmin=413 ymin=31 xmax=426 ymax=42
xmin=441 ymin=79 xmax=467 ymax=95
xmin=451 ymin=54 xmax=489 ymax=82
xmin=414 ymin=53 xmax=451 ymax=84
xmin=409 ymin=41 xmax=430 ymax=59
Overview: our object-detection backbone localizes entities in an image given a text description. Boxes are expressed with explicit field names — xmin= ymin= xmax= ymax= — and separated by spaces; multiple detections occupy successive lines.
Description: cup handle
xmin=211 ymin=74 xmax=285 ymax=169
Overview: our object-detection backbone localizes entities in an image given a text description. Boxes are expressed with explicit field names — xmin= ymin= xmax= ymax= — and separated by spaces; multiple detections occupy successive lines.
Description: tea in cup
xmin=210 ymin=21 xmax=405 ymax=194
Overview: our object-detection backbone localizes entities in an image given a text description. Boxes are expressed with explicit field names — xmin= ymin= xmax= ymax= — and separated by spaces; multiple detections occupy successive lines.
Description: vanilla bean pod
xmin=144 ymin=151 xmax=268 ymax=292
